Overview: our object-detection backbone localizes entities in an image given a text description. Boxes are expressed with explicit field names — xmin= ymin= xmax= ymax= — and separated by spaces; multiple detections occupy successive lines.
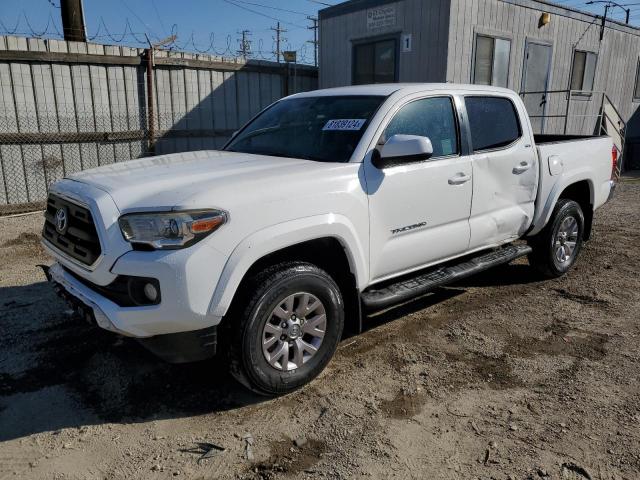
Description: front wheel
xmin=528 ymin=199 xmax=585 ymax=278
xmin=227 ymin=262 xmax=344 ymax=395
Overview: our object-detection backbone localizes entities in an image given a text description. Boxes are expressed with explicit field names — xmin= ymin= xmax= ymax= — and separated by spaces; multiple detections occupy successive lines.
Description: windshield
xmin=225 ymin=95 xmax=385 ymax=162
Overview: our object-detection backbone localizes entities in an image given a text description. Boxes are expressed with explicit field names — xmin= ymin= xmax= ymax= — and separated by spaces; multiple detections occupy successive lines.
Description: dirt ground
xmin=1 ymin=178 xmax=639 ymax=480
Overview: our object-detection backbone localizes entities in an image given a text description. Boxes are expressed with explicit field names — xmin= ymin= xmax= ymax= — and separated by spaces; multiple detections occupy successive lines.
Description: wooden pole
xmin=60 ymin=0 xmax=86 ymax=42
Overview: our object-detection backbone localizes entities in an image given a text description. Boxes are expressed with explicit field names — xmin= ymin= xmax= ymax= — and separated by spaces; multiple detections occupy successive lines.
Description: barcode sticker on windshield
xmin=322 ymin=119 xmax=366 ymax=131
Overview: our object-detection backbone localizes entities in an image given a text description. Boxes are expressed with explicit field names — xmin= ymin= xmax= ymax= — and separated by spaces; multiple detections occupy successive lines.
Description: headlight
xmin=118 ymin=209 xmax=227 ymax=249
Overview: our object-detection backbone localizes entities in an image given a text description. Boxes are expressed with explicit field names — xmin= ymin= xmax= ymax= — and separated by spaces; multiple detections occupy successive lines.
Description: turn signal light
xmin=190 ymin=216 xmax=225 ymax=233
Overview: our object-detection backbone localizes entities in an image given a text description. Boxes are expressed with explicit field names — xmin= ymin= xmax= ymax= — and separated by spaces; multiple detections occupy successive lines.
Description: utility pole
xmin=307 ymin=17 xmax=318 ymax=67
xmin=271 ymin=22 xmax=286 ymax=63
xmin=60 ymin=0 xmax=86 ymax=42
xmin=587 ymin=0 xmax=631 ymax=39
xmin=237 ymin=30 xmax=252 ymax=59
xmin=600 ymin=4 xmax=609 ymax=40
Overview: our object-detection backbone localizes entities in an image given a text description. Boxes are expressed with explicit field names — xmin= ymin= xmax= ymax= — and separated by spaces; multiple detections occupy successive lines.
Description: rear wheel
xmin=227 ymin=262 xmax=344 ymax=395
xmin=528 ymin=199 xmax=585 ymax=278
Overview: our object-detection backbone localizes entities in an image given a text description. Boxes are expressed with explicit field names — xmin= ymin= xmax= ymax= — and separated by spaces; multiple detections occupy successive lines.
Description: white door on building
xmin=521 ymin=41 xmax=553 ymax=133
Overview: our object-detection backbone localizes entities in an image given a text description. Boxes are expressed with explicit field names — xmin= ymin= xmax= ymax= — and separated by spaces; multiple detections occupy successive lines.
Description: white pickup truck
xmin=42 ymin=84 xmax=618 ymax=394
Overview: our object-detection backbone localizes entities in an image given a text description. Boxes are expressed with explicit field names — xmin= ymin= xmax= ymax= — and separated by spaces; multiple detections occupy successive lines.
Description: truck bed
xmin=529 ymin=134 xmax=613 ymax=236
xmin=534 ymin=134 xmax=603 ymax=144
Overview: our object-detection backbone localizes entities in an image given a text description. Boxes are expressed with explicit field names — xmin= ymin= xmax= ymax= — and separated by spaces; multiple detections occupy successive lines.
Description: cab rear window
xmin=465 ymin=96 xmax=522 ymax=151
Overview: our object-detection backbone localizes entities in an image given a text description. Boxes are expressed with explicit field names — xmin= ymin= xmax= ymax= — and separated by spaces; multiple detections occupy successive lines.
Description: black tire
xmin=226 ymin=262 xmax=344 ymax=396
xmin=527 ymin=199 xmax=585 ymax=278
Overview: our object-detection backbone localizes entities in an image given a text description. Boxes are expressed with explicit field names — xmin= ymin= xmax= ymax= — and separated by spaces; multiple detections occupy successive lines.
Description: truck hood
xmin=67 ymin=150 xmax=342 ymax=212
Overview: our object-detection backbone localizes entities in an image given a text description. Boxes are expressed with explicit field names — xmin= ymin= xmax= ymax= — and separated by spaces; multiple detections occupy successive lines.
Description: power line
xmin=119 ymin=0 xmax=158 ymax=38
xmin=304 ymin=0 xmax=334 ymax=6
xmin=151 ymin=0 xmax=169 ymax=36
xmin=228 ymin=0 xmax=312 ymax=16
xmin=221 ymin=0 xmax=307 ymax=28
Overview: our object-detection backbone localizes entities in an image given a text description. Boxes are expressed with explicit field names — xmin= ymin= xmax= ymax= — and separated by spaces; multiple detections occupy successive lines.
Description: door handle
xmin=448 ymin=173 xmax=471 ymax=185
xmin=513 ymin=161 xmax=531 ymax=174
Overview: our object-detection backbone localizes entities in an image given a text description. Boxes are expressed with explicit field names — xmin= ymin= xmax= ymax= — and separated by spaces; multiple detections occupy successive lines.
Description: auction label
xmin=322 ymin=119 xmax=366 ymax=131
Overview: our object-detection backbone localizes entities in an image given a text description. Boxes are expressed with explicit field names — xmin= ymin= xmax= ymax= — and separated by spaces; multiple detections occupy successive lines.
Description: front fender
xmin=207 ymin=214 xmax=368 ymax=318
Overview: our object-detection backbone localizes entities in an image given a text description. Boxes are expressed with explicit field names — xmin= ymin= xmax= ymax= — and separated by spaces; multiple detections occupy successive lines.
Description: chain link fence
xmin=0 ymin=104 xmax=245 ymax=214
xmin=0 ymin=48 xmax=318 ymax=215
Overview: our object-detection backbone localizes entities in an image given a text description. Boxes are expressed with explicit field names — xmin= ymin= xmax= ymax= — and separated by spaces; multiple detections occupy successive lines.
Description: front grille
xmin=43 ymin=194 xmax=102 ymax=266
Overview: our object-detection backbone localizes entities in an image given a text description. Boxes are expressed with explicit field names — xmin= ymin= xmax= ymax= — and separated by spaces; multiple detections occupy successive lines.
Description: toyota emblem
xmin=55 ymin=207 xmax=68 ymax=234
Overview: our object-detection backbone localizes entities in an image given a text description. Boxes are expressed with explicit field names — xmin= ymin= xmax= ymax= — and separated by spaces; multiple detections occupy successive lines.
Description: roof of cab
xmin=290 ymin=83 xmax=517 ymax=98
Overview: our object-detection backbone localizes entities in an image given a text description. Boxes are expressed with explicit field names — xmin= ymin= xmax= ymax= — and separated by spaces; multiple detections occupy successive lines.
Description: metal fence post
xmin=563 ymin=90 xmax=571 ymax=135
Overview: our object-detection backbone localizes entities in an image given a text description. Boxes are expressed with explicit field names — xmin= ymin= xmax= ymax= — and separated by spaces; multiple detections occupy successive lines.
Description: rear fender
xmin=529 ymin=171 xmax=594 ymax=236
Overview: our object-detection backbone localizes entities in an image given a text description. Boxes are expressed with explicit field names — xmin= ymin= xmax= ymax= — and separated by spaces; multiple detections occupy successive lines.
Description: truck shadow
xmin=0 ymin=262 xmax=537 ymax=441
xmin=0 ymin=281 xmax=259 ymax=442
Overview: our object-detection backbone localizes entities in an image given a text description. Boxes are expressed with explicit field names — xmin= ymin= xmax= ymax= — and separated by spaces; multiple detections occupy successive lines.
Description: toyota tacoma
xmin=41 ymin=84 xmax=618 ymax=395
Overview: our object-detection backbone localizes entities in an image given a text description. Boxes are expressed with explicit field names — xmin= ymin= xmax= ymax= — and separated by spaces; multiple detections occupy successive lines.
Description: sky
xmin=0 ymin=0 xmax=638 ymax=65
xmin=0 ymin=0 xmax=334 ymax=64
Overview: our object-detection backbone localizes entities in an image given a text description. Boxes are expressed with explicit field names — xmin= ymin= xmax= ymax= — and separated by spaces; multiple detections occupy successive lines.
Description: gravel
xmin=1 ymin=178 xmax=639 ymax=479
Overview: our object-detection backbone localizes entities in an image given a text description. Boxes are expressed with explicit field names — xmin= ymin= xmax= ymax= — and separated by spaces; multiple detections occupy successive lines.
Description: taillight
xmin=611 ymin=145 xmax=619 ymax=182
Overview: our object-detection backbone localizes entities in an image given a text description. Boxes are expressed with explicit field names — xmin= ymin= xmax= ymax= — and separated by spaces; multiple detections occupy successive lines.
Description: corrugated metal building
xmin=318 ymin=0 xmax=640 ymax=168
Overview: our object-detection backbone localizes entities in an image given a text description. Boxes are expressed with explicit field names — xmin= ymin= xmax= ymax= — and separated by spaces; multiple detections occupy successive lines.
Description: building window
xmin=473 ymin=35 xmax=511 ymax=88
xmin=383 ymin=97 xmax=459 ymax=157
xmin=353 ymin=38 xmax=397 ymax=85
xmin=465 ymin=96 xmax=522 ymax=151
xmin=570 ymin=50 xmax=597 ymax=93
xmin=634 ymin=58 xmax=640 ymax=101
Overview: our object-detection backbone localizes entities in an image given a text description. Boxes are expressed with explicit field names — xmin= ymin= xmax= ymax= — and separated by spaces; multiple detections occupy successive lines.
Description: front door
xmin=521 ymin=41 xmax=553 ymax=133
xmin=364 ymin=95 xmax=472 ymax=282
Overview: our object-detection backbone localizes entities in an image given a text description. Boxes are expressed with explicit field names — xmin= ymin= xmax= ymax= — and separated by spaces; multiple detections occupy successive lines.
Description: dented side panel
xmin=468 ymin=96 xmax=539 ymax=251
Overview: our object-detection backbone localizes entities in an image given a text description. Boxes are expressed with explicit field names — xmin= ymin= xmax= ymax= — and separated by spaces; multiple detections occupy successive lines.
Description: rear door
xmin=465 ymin=95 xmax=538 ymax=251
xmin=364 ymin=95 xmax=473 ymax=281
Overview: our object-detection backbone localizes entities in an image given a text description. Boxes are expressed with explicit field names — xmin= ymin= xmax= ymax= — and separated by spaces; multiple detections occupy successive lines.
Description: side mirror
xmin=372 ymin=134 xmax=433 ymax=169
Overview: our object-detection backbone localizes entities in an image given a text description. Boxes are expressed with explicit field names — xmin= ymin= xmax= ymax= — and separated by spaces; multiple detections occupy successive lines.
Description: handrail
xmin=519 ymin=89 xmax=626 ymax=136
xmin=519 ymin=88 xmax=627 ymax=171
xmin=603 ymin=93 xmax=627 ymax=131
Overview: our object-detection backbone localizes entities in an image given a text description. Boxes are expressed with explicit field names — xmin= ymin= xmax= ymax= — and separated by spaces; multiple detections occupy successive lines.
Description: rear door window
xmin=465 ymin=96 xmax=522 ymax=151
xmin=383 ymin=97 xmax=459 ymax=157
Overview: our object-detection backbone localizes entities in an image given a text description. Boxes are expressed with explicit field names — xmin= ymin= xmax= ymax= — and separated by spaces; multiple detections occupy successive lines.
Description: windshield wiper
xmin=236 ymin=125 xmax=280 ymax=141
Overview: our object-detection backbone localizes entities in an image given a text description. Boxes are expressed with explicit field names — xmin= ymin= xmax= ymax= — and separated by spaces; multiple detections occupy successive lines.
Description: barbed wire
xmin=0 ymin=11 xmax=316 ymax=64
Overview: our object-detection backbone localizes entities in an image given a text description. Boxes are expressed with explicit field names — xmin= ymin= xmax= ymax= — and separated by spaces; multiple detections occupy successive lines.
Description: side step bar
xmin=361 ymin=245 xmax=532 ymax=311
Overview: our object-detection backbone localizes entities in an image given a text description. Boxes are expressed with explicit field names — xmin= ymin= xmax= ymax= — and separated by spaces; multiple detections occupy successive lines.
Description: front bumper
xmin=45 ymin=262 xmax=126 ymax=335
xmin=45 ymin=262 xmax=219 ymax=363
xmin=44 ymin=241 xmax=226 ymax=338
xmin=43 ymin=180 xmax=228 ymax=338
